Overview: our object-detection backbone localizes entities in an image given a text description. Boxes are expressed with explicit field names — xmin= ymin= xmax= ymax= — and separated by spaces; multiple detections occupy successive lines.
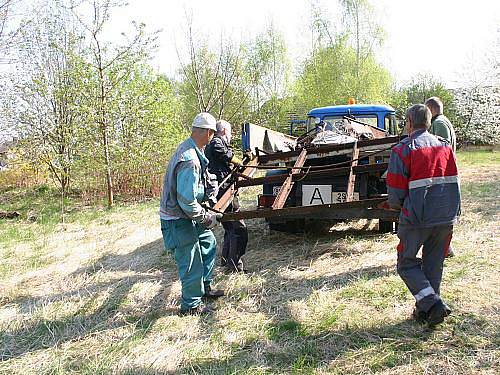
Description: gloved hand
xmin=243 ymin=150 xmax=253 ymax=162
xmin=203 ymin=212 xmax=223 ymax=229
xmin=230 ymin=155 xmax=243 ymax=166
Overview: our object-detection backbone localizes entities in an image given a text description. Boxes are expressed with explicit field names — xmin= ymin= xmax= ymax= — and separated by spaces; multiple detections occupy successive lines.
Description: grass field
xmin=0 ymin=150 xmax=498 ymax=374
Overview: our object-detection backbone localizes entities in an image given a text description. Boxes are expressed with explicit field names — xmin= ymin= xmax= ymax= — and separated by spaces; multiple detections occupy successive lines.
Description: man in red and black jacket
xmin=387 ymin=104 xmax=461 ymax=327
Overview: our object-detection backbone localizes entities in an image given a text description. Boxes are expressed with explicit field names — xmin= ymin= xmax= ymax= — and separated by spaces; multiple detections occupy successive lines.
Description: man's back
xmin=430 ymin=114 xmax=456 ymax=152
xmin=387 ymin=129 xmax=461 ymax=228
xmin=205 ymin=136 xmax=233 ymax=182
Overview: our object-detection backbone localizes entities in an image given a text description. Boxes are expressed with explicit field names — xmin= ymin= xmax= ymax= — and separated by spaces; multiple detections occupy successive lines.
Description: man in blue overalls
xmin=160 ymin=112 xmax=224 ymax=315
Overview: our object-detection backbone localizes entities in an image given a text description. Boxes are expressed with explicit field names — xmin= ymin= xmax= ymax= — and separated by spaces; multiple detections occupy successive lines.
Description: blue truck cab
xmin=306 ymin=104 xmax=397 ymax=135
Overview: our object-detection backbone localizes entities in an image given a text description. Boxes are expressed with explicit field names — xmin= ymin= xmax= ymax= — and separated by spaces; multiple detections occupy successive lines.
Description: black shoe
xmin=224 ymin=266 xmax=250 ymax=274
xmin=443 ymin=302 xmax=452 ymax=316
xmin=412 ymin=308 xmax=428 ymax=323
xmin=426 ymin=300 xmax=448 ymax=327
xmin=179 ymin=304 xmax=214 ymax=316
xmin=203 ymin=285 xmax=225 ymax=299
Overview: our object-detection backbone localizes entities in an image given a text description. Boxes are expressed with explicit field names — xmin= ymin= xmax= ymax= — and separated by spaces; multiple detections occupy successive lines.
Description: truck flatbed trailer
xmin=214 ymin=132 xmax=401 ymax=228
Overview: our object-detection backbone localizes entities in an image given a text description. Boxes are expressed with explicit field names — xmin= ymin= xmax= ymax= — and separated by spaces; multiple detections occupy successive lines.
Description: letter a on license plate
xmin=302 ymin=185 xmax=332 ymax=206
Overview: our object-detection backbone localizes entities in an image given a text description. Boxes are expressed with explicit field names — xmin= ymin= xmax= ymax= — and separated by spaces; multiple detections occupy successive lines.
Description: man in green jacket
xmin=425 ymin=97 xmax=457 ymax=152
xmin=425 ymin=97 xmax=458 ymax=258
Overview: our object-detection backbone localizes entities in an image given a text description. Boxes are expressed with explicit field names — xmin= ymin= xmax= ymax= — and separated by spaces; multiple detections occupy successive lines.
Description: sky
xmin=106 ymin=0 xmax=500 ymax=88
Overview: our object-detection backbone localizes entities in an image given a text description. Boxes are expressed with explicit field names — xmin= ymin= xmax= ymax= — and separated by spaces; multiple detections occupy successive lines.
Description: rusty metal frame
xmin=271 ymin=148 xmax=308 ymax=210
xmin=236 ymin=162 xmax=388 ymax=188
xmin=213 ymin=158 xmax=259 ymax=212
xmin=257 ymin=135 xmax=401 ymax=165
xmin=346 ymin=142 xmax=359 ymax=202
xmin=214 ymin=135 xmax=398 ymax=222
xmin=221 ymin=198 xmax=398 ymax=222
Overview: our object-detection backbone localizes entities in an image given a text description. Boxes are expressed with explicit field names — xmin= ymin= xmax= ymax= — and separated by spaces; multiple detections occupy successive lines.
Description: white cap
xmin=192 ymin=112 xmax=217 ymax=131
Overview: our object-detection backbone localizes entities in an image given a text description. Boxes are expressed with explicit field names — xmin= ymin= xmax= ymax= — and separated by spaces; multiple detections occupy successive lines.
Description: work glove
xmin=202 ymin=212 xmax=223 ymax=229
xmin=230 ymin=156 xmax=243 ymax=166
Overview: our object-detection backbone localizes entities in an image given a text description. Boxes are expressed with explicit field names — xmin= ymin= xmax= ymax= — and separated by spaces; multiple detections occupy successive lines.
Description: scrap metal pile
xmin=215 ymin=117 xmax=402 ymax=224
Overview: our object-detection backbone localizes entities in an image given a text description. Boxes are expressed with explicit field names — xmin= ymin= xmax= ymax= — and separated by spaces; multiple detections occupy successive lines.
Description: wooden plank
xmin=346 ymin=142 xmax=360 ymax=202
xmin=236 ymin=162 xmax=388 ymax=188
xmin=271 ymin=148 xmax=308 ymax=210
xmin=213 ymin=158 xmax=259 ymax=212
xmin=220 ymin=197 xmax=396 ymax=221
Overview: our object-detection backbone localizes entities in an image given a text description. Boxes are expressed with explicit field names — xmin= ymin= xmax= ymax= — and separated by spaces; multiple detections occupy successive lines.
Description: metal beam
xmin=271 ymin=148 xmax=308 ymax=209
xmin=258 ymin=135 xmax=402 ymax=164
xmin=221 ymin=197 xmax=396 ymax=221
xmin=213 ymin=158 xmax=259 ymax=212
xmin=236 ymin=163 xmax=388 ymax=188
xmin=346 ymin=142 xmax=359 ymax=202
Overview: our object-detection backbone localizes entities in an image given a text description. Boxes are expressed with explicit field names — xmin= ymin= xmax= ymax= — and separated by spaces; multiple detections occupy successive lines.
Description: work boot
xmin=412 ymin=308 xmax=428 ymax=323
xmin=203 ymin=285 xmax=225 ymax=299
xmin=179 ymin=304 xmax=214 ymax=316
xmin=224 ymin=265 xmax=250 ymax=274
xmin=443 ymin=302 xmax=452 ymax=316
xmin=426 ymin=300 xmax=448 ymax=327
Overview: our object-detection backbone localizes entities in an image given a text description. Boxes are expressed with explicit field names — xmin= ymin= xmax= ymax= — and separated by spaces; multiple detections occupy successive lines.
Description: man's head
xmin=424 ymin=97 xmax=444 ymax=117
xmin=405 ymin=104 xmax=431 ymax=133
xmin=216 ymin=119 xmax=232 ymax=144
xmin=191 ymin=112 xmax=216 ymax=147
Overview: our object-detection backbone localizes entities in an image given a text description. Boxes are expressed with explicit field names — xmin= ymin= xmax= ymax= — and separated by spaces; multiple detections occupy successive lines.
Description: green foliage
xmin=2 ymin=1 xmax=185 ymax=206
xmin=178 ymin=23 xmax=292 ymax=136
xmin=73 ymin=63 xmax=185 ymax=198
xmin=391 ymin=74 xmax=456 ymax=119
xmin=294 ymin=38 xmax=393 ymax=111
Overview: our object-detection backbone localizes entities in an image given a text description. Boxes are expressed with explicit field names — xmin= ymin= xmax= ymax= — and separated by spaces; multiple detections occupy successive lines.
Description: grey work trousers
xmin=396 ymin=224 xmax=453 ymax=313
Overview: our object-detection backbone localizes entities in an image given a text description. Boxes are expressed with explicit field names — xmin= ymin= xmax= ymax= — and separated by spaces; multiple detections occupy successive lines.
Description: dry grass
xmin=0 ymin=150 xmax=499 ymax=374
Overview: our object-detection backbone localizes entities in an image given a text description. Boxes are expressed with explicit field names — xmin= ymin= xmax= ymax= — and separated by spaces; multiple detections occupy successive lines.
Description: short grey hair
xmin=216 ymin=119 xmax=231 ymax=136
xmin=424 ymin=97 xmax=443 ymax=115
xmin=406 ymin=104 xmax=431 ymax=130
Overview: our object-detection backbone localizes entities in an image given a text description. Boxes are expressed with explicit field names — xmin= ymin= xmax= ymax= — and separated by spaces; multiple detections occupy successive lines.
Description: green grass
xmin=461 ymin=180 xmax=499 ymax=198
xmin=457 ymin=149 xmax=499 ymax=166
xmin=0 ymin=186 xmax=160 ymax=279
xmin=0 ymin=150 xmax=499 ymax=374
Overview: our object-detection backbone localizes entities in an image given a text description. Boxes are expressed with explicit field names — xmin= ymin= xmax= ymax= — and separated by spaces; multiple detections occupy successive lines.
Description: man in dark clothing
xmin=386 ymin=104 xmax=461 ymax=327
xmin=205 ymin=120 xmax=249 ymax=273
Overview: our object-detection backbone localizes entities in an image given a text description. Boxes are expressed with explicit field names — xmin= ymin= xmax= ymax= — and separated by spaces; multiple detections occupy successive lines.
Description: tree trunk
xmin=96 ymin=52 xmax=114 ymax=208
xmin=103 ymin=124 xmax=114 ymax=208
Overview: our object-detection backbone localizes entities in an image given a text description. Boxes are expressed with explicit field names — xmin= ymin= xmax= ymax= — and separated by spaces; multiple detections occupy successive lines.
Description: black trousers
xmin=220 ymin=197 xmax=248 ymax=270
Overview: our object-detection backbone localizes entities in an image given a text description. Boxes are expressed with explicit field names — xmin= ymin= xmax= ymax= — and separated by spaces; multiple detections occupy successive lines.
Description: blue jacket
xmin=160 ymin=137 xmax=210 ymax=222
xmin=387 ymin=129 xmax=461 ymax=228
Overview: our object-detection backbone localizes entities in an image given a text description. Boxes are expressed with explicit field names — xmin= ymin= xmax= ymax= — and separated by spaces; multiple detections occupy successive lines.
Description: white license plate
xmin=332 ymin=191 xmax=359 ymax=203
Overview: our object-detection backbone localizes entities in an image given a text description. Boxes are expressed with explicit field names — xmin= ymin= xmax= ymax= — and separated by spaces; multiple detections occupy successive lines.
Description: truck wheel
xmin=379 ymin=220 xmax=394 ymax=233
xmin=269 ymin=219 xmax=305 ymax=233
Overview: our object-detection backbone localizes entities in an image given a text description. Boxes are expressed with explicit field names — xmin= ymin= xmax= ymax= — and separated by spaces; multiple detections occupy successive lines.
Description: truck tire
xmin=379 ymin=220 xmax=394 ymax=233
xmin=268 ymin=219 xmax=305 ymax=233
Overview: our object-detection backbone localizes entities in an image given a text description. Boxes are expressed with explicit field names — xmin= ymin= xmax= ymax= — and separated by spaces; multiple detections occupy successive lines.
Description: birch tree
xmin=73 ymin=0 xmax=156 ymax=207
